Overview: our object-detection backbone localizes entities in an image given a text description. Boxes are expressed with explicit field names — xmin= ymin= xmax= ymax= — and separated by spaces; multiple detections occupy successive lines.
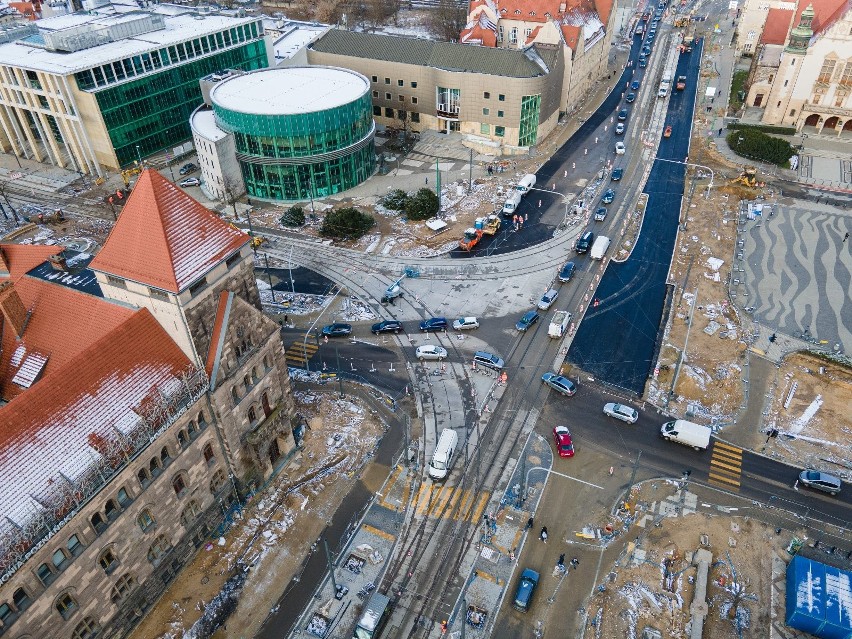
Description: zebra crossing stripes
xmin=412 ymin=483 xmax=490 ymax=522
xmin=285 ymin=341 xmax=318 ymax=367
xmin=708 ymin=441 xmax=743 ymax=489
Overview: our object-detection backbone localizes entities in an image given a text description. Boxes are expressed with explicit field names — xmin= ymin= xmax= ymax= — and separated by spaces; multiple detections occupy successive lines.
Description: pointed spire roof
xmin=90 ymin=170 xmax=249 ymax=294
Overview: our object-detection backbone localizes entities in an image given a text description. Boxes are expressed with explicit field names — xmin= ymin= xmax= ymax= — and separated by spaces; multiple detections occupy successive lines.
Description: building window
xmin=411 ymin=81 xmax=418 ymax=88
xmin=99 ymin=548 xmax=119 ymax=574
xmin=385 ymin=92 xmax=391 ymax=100
xmin=481 ymin=123 xmax=490 ymax=134
xmin=498 ymin=25 xmax=504 ymax=41
xmin=411 ymin=112 xmax=420 ymax=123
xmin=52 ymin=548 xmax=69 ymax=570
xmin=189 ymin=278 xmax=207 ymax=297
xmin=231 ymin=386 xmax=240 ymax=406
xmin=55 ymin=593 xmax=78 ymax=619
xmin=371 ymin=75 xmax=377 ymax=82
xmin=12 ymin=588 xmax=30 ymax=612
xmin=138 ymin=467 xmax=150 ymax=489
xmin=106 ymin=275 xmax=126 ymax=289
xmin=509 ymin=27 xmax=517 ymax=43
xmin=181 ymin=500 xmax=202 ymax=527
xmin=161 ymin=446 xmax=172 ymax=465
xmin=210 ymin=469 xmax=227 ymax=494
xmin=248 ymin=406 xmax=257 ymax=424
xmin=399 ymin=95 xmax=405 ymax=102
xmin=149 ymin=288 xmax=169 ymax=301
xmin=495 ymin=126 xmax=505 ymax=137
xmin=137 ymin=509 xmax=155 ymax=532
xmin=177 ymin=430 xmax=188 ymax=449
xmin=111 ymin=574 xmax=135 ymax=603
xmin=498 ymin=110 xmax=504 ymax=117
xmin=836 ymin=95 xmax=845 ymax=107
xmin=67 ymin=534 xmax=83 ymax=557
xmin=147 ymin=535 xmax=170 ymax=566
xmin=385 ymin=107 xmax=394 ymax=117
xmin=373 ymin=105 xmax=381 ymax=115
xmin=188 ymin=420 xmax=198 ymax=439
xmin=840 ymin=62 xmax=852 ymax=87
xmin=172 ymin=473 xmax=188 ymax=498
xmin=525 ymin=27 xmax=532 ymax=38
xmin=499 ymin=94 xmax=505 ymax=101
xmin=37 ymin=562 xmax=55 ymax=586
xmin=397 ymin=79 xmax=404 ymax=86
xmin=150 ymin=456 xmax=162 ymax=477
xmin=790 ymin=109 xmax=796 ymax=116
xmin=104 ymin=499 xmax=119 ymax=521
xmin=812 ymin=95 xmax=821 ymax=104
xmin=0 ymin=602 xmax=11 ymax=625
xmin=484 ymin=92 xmax=490 ymax=99
xmin=117 ymin=487 xmax=131 ymax=507
xmin=818 ymin=59 xmax=836 ymax=84
xmin=91 ymin=512 xmax=107 ymax=535
xmin=71 ymin=617 xmax=100 ymax=639
xmin=384 ymin=77 xmax=390 ymax=84
xmin=372 ymin=90 xmax=378 ymax=98
xmin=412 ymin=97 xmax=418 ymax=104
xmin=203 ymin=443 xmax=215 ymax=465
xmin=483 ymin=107 xmax=490 ymax=115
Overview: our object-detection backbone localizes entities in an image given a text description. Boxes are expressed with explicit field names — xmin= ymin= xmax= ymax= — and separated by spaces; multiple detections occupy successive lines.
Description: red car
xmin=552 ymin=426 xmax=575 ymax=458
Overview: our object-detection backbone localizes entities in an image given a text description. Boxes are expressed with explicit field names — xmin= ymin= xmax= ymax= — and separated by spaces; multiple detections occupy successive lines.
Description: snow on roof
xmin=191 ymin=107 xmax=227 ymax=142
xmin=272 ymin=21 xmax=328 ymax=60
xmin=89 ymin=170 xmax=249 ymax=294
xmin=210 ymin=67 xmax=369 ymax=116
xmin=0 ymin=10 xmax=260 ymax=75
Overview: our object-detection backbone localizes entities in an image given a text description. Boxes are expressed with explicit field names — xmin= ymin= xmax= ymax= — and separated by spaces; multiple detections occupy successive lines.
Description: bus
xmin=354 ymin=592 xmax=391 ymax=639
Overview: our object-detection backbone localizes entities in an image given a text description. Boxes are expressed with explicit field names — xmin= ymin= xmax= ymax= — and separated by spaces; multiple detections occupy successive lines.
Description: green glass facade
xmin=518 ymin=94 xmax=541 ymax=147
xmin=93 ymin=40 xmax=267 ymax=166
xmin=214 ymin=88 xmax=375 ymax=201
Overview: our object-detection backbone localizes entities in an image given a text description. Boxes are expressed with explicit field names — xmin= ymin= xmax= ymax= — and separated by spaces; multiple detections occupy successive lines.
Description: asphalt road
xmin=567 ymin=38 xmax=705 ymax=394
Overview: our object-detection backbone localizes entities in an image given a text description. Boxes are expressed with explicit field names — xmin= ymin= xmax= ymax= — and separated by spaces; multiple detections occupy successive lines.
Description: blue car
xmin=516 ymin=310 xmax=539 ymax=331
xmin=513 ymin=568 xmax=540 ymax=612
xmin=601 ymin=189 xmax=615 ymax=204
xmin=321 ymin=323 xmax=352 ymax=337
xmin=611 ymin=168 xmax=624 ymax=181
xmin=558 ymin=261 xmax=576 ymax=283
xmin=630 ymin=80 xmax=640 ymax=90
xmin=625 ymin=92 xmax=636 ymax=103
xmin=419 ymin=317 xmax=448 ymax=332
xmin=618 ymin=108 xmax=628 ymax=121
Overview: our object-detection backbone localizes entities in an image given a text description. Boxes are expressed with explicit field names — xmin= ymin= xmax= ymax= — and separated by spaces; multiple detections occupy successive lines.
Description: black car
xmin=594 ymin=207 xmax=608 ymax=221
xmin=575 ymin=231 xmax=594 ymax=253
xmin=625 ymin=92 xmax=636 ymax=103
xmin=611 ymin=168 xmax=624 ymax=181
xmin=321 ymin=323 xmax=352 ymax=337
xmin=179 ymin=163 xmax=197 ymax=176
xmin=371 ymin=320 xmax=402 ymax=334
xmin=516 ymin=310 xmax=540 ymax=331
xmin=618 ymin=109 xmax=628 ymax=121
xmin=419 ymin=317 xmax=448 ymax=332
xmin=639 ymin=58 xmax=647 ymax=68
xmin=642 ymin=45 xmax=651 ymax=55
xmin=558 ymin=261 xmax=576 ymax=282
xmin=601 ymin=189 xmax=615 ymax=204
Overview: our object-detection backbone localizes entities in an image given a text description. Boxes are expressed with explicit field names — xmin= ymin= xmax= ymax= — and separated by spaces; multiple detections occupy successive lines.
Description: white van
xmin=660 ymin=420 xmax=711 ymax=450
xmin=590 ymin=235 xmax=611 ymax=260
xmin=428 ymin=428 xmax=458 ymax=480
xmin=515 ymin=174 xmax=537 ymax=196
xmin=502 ymin=191 xmax=522 ymax=216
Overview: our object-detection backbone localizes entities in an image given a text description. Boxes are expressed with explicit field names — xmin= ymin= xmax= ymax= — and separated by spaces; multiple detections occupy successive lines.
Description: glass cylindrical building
xmin=210 ymin=66 xmax=375 ymax=201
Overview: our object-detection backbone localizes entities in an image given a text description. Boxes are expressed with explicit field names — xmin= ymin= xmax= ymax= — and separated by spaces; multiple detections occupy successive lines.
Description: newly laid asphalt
xmin=568 ymin=38 xmax=704 ymax=394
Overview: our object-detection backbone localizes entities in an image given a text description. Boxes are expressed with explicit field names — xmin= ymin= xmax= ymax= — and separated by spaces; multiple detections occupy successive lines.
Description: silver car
xmin=798 ymin=470 xmax=841 ymax=495
xmin=603 ymin=402 xmax=638 ymax=423
xmin=416 ymin=345 xmax=448 ymax=360
xmin=537 ymin=288 xmax=559 ymax=310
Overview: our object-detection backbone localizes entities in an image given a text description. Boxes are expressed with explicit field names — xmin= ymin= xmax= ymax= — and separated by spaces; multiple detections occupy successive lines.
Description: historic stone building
xmin=0 ymin=170 xmax=295 ymax=639
xmin=742 ymin=0 xmax=852 ymax=136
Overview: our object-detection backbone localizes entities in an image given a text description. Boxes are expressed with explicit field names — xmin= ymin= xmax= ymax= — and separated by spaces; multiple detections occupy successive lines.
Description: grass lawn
xmin=729 ymin=70 xmax=749 ymax=111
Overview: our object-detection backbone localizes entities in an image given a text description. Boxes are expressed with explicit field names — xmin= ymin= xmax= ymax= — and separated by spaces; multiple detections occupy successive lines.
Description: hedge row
xmin=726 ymin=129 xmax=796 ymax=167
xmin=727 ymin=123 xmax=797 ymax=136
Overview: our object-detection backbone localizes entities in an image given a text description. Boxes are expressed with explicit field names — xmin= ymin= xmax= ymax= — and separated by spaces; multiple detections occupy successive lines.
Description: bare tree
xmin=427 ymin=0 xmax=467 ymax=42
xmin=314 ymin=0 xmax=346 ymax=24
xmin=364 ymin=0 xmax=394 ymax=30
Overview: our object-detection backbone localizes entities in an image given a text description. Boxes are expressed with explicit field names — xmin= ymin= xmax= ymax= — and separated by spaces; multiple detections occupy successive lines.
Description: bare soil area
xmin=128 ymin=389 xmax=386 ymax=639
xmin=583 ymin=491 xmax=793 ymax=639
xmin=761 ymin=352 xmax=852 ymax=472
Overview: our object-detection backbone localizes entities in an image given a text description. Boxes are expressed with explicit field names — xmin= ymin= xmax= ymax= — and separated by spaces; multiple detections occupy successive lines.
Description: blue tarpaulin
xmin=786 ymin=555 xmax=852 ymax=639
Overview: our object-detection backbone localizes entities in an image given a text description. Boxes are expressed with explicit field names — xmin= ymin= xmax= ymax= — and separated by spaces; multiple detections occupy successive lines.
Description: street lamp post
xmin=526 ymin=186 xmax=572 ymax=226
xmin=655 ymin=158 xmax=715 ymax=199
xmin=799 ymin=132 xmax=808 ymax=151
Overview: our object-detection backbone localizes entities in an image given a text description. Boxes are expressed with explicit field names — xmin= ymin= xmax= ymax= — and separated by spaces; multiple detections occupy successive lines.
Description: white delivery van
xmin=658 ymin=77 xmax=671 ymax=98
xmin=515 ymin=174 xmax=537 ymax=196
xmin=548 ymin=310 xmax=572 ymax=338
xmin=502 ymin=191 xmax=522 ymax=216
xmin=428 ymin=428 xmax=458 ymax=480
xmin=660 ymin=420 xmax=711 ymax=450
xmin=590 ymin=235 xmax=611 ymax=260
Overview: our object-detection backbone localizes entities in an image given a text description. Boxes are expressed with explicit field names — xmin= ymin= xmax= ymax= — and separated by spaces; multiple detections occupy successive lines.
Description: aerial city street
xmin=0 ymin=0 xmax=849 ymax=638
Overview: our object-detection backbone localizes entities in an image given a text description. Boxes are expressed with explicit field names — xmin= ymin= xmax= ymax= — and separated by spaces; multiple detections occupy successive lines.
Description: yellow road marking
xmin=469 ymin=493 xmax=490 ymax=523
xmin=362 ymin=525 xmax=396 ymax=542
xmin=708 ymin=472 xmax=741 ymax=487
xmin=710 ymin=459 xmax=742 ymax=473
xmin=712 ymin=451 xmax=743 ymax=465
xmin=713 ymin=441 xmax=742 ymax=454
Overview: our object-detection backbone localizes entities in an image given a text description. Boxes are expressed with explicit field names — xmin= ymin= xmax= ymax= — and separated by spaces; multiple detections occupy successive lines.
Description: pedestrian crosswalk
xmin=707 ymin=441 xmax=743 ymax=489
xmin=285 ymin=341 xmax=318 ymax=367
xmin=411 ymin=483 xmax=490 ymax=523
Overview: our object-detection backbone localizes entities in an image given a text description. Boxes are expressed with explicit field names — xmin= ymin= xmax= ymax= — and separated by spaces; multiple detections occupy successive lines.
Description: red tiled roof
xmin=205 ymin=291 xmax=231 ymax=386
xmin=761 ymin=8 xmax=794 ymax=44
xmin=461 ymin=23 xmax=498 ymax=46
xmin=795 ymin=0 xmax=847 ymax=34
xmin=562 ymin=24 xmax=582 ymax=49
xmin=0 ymin=307 xmax=193 ymax=526
xmin=8 ymin=1 xmax=39 ymax=19
xmin=594 ymin=0 xmax=613 ymax=25
xmin=525 ymin=25 xmax=543 ymax=44
xmin=0 ymin=276 xmax=134 ymax=402
xmin=0 ymin=244 xmax=62 ymax=281
xmin=89 ymin=170 xmax=248 ymax=294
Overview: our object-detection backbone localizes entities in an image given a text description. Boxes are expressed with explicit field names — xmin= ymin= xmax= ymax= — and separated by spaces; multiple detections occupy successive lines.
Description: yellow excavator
xmin=120 ymin=166 xmax=142 ymax=188
xmin=482 ymin=214 xmax=501 ymax=236
xmin=732 ymin=166 xmax=765 ymax=187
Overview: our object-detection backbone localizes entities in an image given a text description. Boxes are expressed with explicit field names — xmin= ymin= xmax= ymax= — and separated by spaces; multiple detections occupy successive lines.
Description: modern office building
xmin=0 ymin=2 xmax=268 ymax=175
xmin=193 ymin=66 xmax=375 ymax=201
xmin=307 ymin=29 xmax=564 ymax=154
xmin=0 ymin=169 xmax=296 ymax=638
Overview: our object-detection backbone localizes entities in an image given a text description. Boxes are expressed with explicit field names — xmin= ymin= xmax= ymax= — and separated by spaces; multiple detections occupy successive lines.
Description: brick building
xmin=0 ymin=170 xmax=295 ymax=638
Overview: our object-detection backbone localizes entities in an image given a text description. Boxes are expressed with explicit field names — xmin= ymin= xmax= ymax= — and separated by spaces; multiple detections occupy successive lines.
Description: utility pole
xmin=671 ymin=287 xmax=699 ymax=398
xmin=263 ymin=253 xmax=275 ymax=303
xmin=336 ymin=347 xmax=344 ymax=398
xmin=468 ymin=147 xmax=473 ymax=193
xmin=403 ymin=414 xmax=411 ymax=467
xmin=323 ymin=539 xmax=338 ymax=593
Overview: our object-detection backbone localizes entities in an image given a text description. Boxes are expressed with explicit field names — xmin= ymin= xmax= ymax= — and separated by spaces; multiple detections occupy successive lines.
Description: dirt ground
xmin=128 ymin=389 xmax=386 ymax=639
xmin=583 ymin=486 xmax=795 ymax=639
xmin=760 ymin=352 xmax=852 ymax=472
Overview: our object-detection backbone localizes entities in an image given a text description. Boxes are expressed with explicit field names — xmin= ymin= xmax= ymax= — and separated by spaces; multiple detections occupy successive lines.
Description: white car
xmin=179 ymin=177 xmax=200 ymax=187
xmin=615 ymin=122 xmax=625 ymax=135
xmin=615 ymin=142 xmax=626 ymax=155
xmin=603 ymin=402 xmax=639 ymax=423
xmin=416 ymin=345 xmax=448 ymax=360
xmin=452 ymin=317 xmax=480 ymax=330
xmin=537 ymin=288 xmax=559 ymax=310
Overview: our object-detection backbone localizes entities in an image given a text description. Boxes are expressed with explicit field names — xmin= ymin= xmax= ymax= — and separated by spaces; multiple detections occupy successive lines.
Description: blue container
xmin=785 ymin=555 xmax=852 ymax=639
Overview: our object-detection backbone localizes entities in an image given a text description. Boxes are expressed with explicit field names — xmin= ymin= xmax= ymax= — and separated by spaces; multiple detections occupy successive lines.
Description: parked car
xmin=542 ymin=372 xmax=577 ymax=397
xmin=537 ymin=288 xmax=559 ymax=311
xmin=371 ymin=320 xmax=402 ymax=334
xmin=179 ymin=177 xmax=200 ymax=187
xmin=558 ymin=261 xmax=576 ymax=283
xmin=630 ymin=80 xmax=641 ymax=90
xmin=516 ymin=310 xmax=540 ymax=331
xmin=664 ymin=124 xmax=672 ymax=137
xmin=416 ymin=344 xmax=448 ymax=360
xmin=626 ymin=92 xmax=636 ymax=103
xmin=639 ymin=57 xmax=647 ymax=68
xmin=601 ymin=189 xmax=615 ymax=204
xmin=575 ymin=231 xmax=595 ymax=253
xmin=798 ymin=470 xmax=841 ymax=495
xmin=618 ymin=108 xmax=628 ymax=121
xmin=615 ymin=141 xmax=626 ymax=155
xmin=513 ymin=569 xmax=540 ymax=612
xmin=452 ymin=317 xmax=480 ymax=330
xmin=603 ymin=402 xmax=639 ymax=423
xmin=552 ymin=425 xmax=575 ymax=458
xmin=615 ymin=123 xmax=626 ymax=135
xmin=646 ymin=33 xmax=655 ymax=42
xmin=594 ymin=207 xmax=608 ymax=221
xmin=179 ymin=163 xmax=197 ymax=175
xmin=611 ymin=168 xmax=624 ymax=181
xmin=419 ymin=317 xmax=448 ymax=332
xmin=321 ymin=323 xmax=352 ymax=337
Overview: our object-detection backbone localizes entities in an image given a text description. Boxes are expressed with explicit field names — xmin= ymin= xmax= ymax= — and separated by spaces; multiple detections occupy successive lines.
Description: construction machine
xmin=120 ymin=166 xmax=142 ymax=188
xmin=459 ymin=227 xmax=483 ymax=251
xmin=482 ymin=214 xmax=501 ymax=236
xmin=732 ymin=166 xmax=764 ymax=187
xmin=37 ymin=209 xmax=65 ymax=224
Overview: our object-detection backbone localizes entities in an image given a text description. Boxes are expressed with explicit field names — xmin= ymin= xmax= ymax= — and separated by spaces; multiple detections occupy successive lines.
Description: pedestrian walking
xmin=584 ymin=148 xmax=588 ymax=155
xmin=570 ymin=557 xmax=580 ymax=568
xmin=564 ymin=169 xmax=568 ymax=178
xmin=844 ymin=232 xmax=849 ymax=243
xmin=540 ymin=526 xmax=548 ymax=542
xmin=718 ymin=128 xmax=722 ymax=136
xmin=572 ymin=162 xmax=576 ymax=170
xmin=425 ymin=177 xmax=428 ymax=185
xmin=595 ymin=136 xmax=599 ymax=144
xmin=526 ymin=517 xmax=534 ymax=530
xmin=524 ymin=213 xmax=528 ymax=223
xmin=558 ymin=553 xmax=565 ymax=567
xmin=538 ymin=199 xmax=542 ymax=208
xmin=284 ymin=314 xmax=289 ymax=325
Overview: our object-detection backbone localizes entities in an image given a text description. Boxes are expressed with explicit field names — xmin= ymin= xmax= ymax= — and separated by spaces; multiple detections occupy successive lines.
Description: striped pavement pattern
xmin=708 ymin=441 xmax=743 ymax=490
